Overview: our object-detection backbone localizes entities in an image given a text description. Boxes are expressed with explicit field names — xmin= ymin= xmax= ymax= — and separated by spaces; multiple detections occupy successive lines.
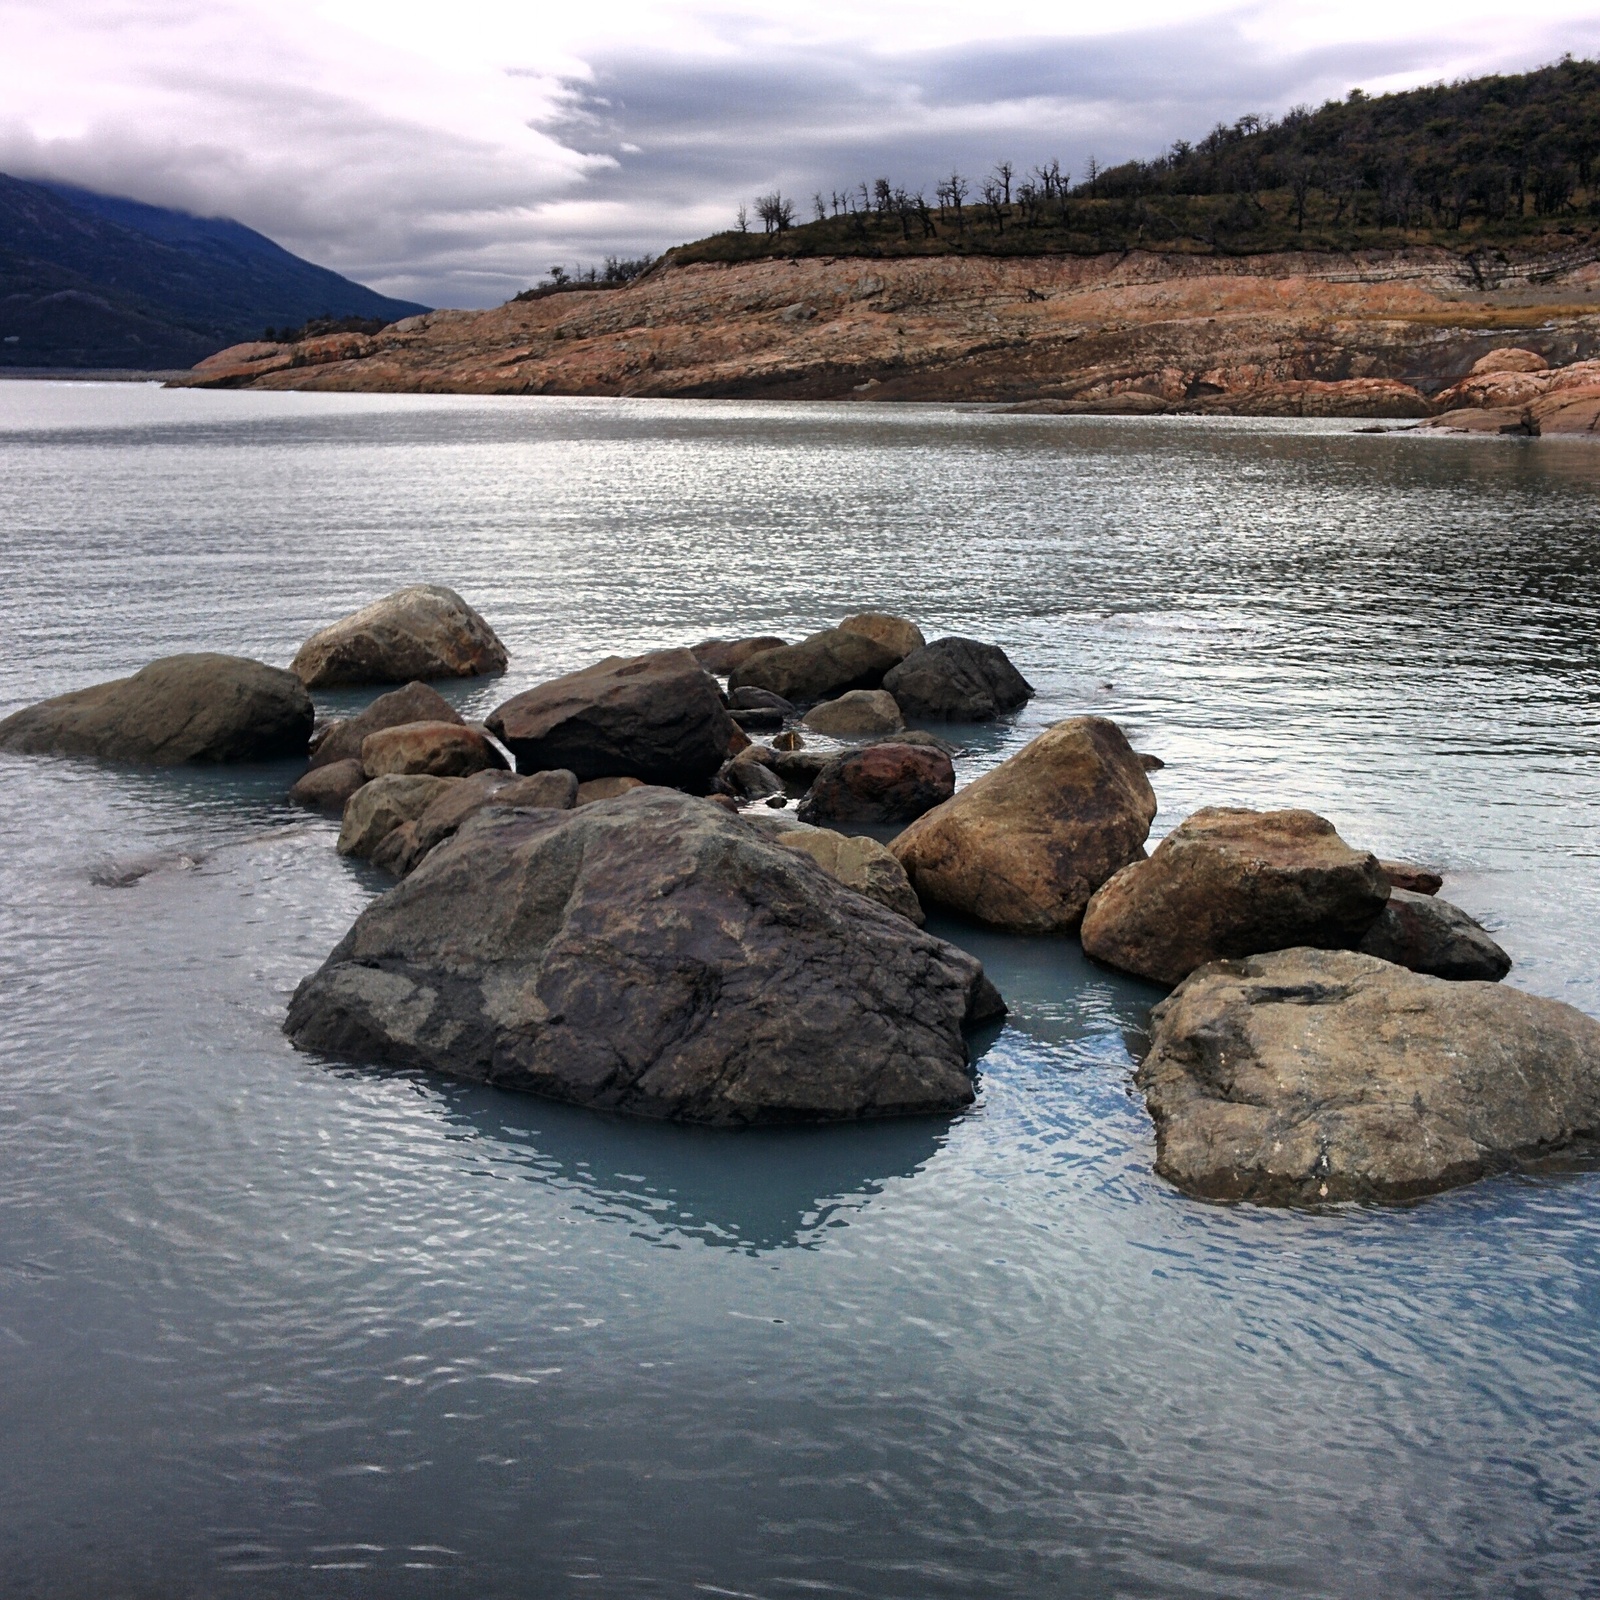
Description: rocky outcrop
xmin=691 ymin=636 xmax=788 ymax=675
xmin=308 ymin=681 xmax=461 ymax=769
xmin=291 ymin=586 xmax=508 ymax=688
xmin=360 ymin=720 xmax=506 ymax=779
xmin=289 ymin=758 xmax=367 ymax=815
xmin=1358 ymin=888 xmax=1511 ymax=980
xmin=0 ymin=653 xmax=313 ymax=765
xmin=798 ymin=743 xmax=955 ymax=825
xmin=1426 ymin=352 xmax=1600 ymax=436
xmin=284 ymin=787 xmax=1004 ymax=1124
xmin=728 ymin=629 xmax=900 ymax=706
xmin=1081 ymin=807 xmax=1388 ymax=986
xmin=837 ymin=613 xmax=925 ymax=661
xmin=802 ymin=689 xmax=904 ymax=736
xmin=882 ymin=638 xmax=1033 ymax=721
xmin=487 ymin=649 xmax=733 ymax=788
xmin=1136 ymin=947 xmax=1600 ymax=1203
xmin=337 ymin=773 xmax=457 ymax=859
xmin=891 ymin=717 xmax=1155 ymax=932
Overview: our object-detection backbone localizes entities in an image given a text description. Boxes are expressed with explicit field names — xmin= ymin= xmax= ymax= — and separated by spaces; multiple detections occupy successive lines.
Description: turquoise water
xmin=3 ymin=381 xmax=1600 ymax=1597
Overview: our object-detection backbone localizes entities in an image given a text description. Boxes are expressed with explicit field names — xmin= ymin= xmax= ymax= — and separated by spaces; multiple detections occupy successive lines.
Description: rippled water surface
xmin=3 ymin=380 xmax=1600 ymax=1598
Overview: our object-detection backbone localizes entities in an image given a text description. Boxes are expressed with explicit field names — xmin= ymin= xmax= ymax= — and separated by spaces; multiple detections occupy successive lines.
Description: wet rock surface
xmin=285 ymin=788 xmax=1003 ymax=1124
xmin=799 ymin=742 xmax=955 ymax=825
xmin=728 ymin=628 xmax=900 ymax=707
xmin=0 ymin=653 xmax=313 ymax=765
xmin=309 ymin=681 xmax=461 ymax=769
xmin=883 ymin=637 xmax=1034 ymax=721
xmin=1137 ymin=947 xmax=1600 ymax=1204
xmin=891 ymin=717 xmax=1155 ymax=933
xmin=1081 ymin=807 xmax=1389 ymax=986
xmin=360 ymin=720 xmax=506 ymax=779
xmin=1358 ymin=888 xmax=1512 ymax=981
xmin=292 ymin=585 xmax=508 ymax=689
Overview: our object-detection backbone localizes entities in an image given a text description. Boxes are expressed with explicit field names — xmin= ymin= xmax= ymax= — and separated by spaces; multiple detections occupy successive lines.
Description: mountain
xmin=0 ymin=173 xmax=427 ymax=369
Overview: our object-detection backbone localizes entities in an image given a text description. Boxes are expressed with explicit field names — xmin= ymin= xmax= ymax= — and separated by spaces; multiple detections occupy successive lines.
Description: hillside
xmin=0 ymin=174 xmax=426 ymax=369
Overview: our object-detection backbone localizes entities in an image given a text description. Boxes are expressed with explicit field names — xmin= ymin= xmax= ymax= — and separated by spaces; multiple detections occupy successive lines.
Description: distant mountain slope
xmin=0 ymin=173 xmax=427 ymax=369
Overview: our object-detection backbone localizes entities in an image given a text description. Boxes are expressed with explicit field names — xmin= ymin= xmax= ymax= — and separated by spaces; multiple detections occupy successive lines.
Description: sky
xmin=5 ymin=0 xmax=1600 ymax=308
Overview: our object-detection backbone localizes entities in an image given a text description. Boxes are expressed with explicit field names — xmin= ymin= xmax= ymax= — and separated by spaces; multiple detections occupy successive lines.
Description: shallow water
xmin=3 ymin=381 xmax=1600 ymax=1598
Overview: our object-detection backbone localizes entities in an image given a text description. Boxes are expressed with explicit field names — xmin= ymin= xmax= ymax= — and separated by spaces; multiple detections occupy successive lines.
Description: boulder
xmin=487 ymin=649 xmax=733 ymax=788
xmin=1358 ymin=888 xmax=1511 ymax=981
xmin=799 ymin=743 xmax=955 ymax=825
xmin=727 ymin=687 xmax=796 ymax=714
xmin=308 ymin=681 xmax=461 ymax=770
xmin=1136 ymin=947 xmax=1600 ymax=1203
xmin=890 ymin=718 xmax=1155 ymax=933
xmin=289 ymin=758 xmax=367 ymax=815
xmin=771 ymin=748 xmax=833 ymax=789
xmin=576 ymin=775 xmax=645 ymax=806
xmin=360 ymin=720 xmax=506 ymax=779
xmin=803 ymin=690 xmax=904 ymax=737
xmin=721 ymin=756 xmax=787 ymax=802
xmin=837 ymin=612 xmax=926 ymax=662
xmin=728 ymin=628 xmax=900 ymax=706
xmin=387 ymin=767 xmax=580 ymax=875
xmin=291 ymin=585 xmax=508 ymax=688
xmin=0 ymin=653 xmax=313 ymax=765
xmin=882 ymin=637 xmax=1033 ymax=721
xmin=775 ymin=827 xmax=925 ymax=924
xmin=691 ymin=636 xmax=788 ymax=676
xmin=496 ymin=768 xmax=581 ymax=811
xmin=1379 ymin=858 xmax=1442 ymax=895
xmin=1080 ymin=807 xmax=1389 ymax=986
xmin=337 ymin=774 xmax=457 ymax=859
xmin=285 ymin=787 xmax=1004 ymax=1124
xmin=1469 ymin=347 xmax=1548 ymax=376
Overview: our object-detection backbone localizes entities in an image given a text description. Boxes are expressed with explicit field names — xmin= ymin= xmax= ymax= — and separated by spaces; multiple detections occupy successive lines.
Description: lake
xmin=3 ymin=380 xmax=1600 ymax=1598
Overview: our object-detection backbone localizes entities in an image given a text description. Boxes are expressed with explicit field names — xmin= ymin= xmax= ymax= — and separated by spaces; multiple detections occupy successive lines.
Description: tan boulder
xmin=837 ymin=612 xmax=925 ymax=662
xmin=576 ymin=775 xmax=646 ymax=806
xmin=890 ymin=717 xmax=1156 ymax=933
xmin=308 ymin=681 xmax=461 ymax=769
xmin=289 ymin=758 xmax=367 ymax=815
xmin=802 ymin=689 xmax=904 ymax=736
xmin=1468 ymin=347 xmax=1548 ymax=376
xmin=338 ymin=774 xmax=458 ymax=858
xmin=1080 ymin=807 xmax=1388 ymax=986
xmin=1426 ymin=406 xmax=1537 ymax=435
xmin=690 ymin=636 xmax=788 ymax=675
xmin=775 ymin=827 xmax=925 ymax=923
xmin=1378 ymin=858 xmax=1441 ymax=895
xmin=386 ymin=767 xmax=580 ymax=874
xmin=360 ymin=720 xmax=505 ymax=779
xmin=292 ymin=585 xmax=508 ymax=688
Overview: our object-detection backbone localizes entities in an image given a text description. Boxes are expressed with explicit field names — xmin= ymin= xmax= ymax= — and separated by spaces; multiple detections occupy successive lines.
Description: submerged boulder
xmin=882 ymin=637 xmax=1033 ymax=721
xmin=308 ymin=681 xmax=461 ymax=769
xmin=837 ymin=612 xmax=925 ymax=662
xmin=891 ymin=717 xmax=1155 ymax=933
xmin=0 ymin=653 xmax=313 ymax=765
xmin=360 ymin=720 xmax=506 ymax=779
xmin=690 ymin=636 xmax=788 ymax=676
xmin=803 ymin=689 xmax=904 ymax=737
xmin=487 ymin=649 xmax=733 ymax=789
xmin=292 ymin=585 xmax=508 ymax=689
xmin=1358 ymin=888 xmax=1511 ymax=981
xmin=1137 ymin=947 xmax=1600 ymax=1204
xmin=290 ymin=758 xmax=368 ymax=815
xmin=728 ymin=628 xmax=900 ymax=706
xmin=337 ymin=773 xmax=457 ymax=859
xmin=1081 ymin=807 xmax=1389 ymax=986
xmin=799 ymin=742 xmax=955 ymax=825
xmin=285 ymin=787 xmax=1003 ymax=1123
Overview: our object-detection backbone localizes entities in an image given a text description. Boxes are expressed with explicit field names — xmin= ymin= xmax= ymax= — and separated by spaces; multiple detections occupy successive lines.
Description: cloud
xmin=5 ymin=0 xmax=1600 ymax=307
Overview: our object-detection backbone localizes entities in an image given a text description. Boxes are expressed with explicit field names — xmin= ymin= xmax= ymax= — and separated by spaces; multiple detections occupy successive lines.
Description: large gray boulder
xmin=487 ymin=649 xmax=734 ymax=789
xmin=1081 ymin=807 xmax=1389 ymax=986
xmin=1358 ymin=888 xmax=1512 ymax=980
xmin=292 ymin=585 xmax=508 ymax=689
xmin=882 ymin=637 xmax=1033 ymax=721
xmin=308 ymin=681 xmax=461 ymax=769
xmin=285 ymin=788 xmax=1003 ymax=1124
xmin=1137 ymin=947 xmax=1600 ymax=1203
xmin=0 ymin=653 xmax=313 ymax=764
xmin=728 ymin=628 xmax=900 ymax=706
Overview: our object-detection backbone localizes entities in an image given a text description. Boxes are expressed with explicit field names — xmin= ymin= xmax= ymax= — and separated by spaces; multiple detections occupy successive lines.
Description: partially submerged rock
xmin=290 ymin=758 xmax=367 ymax=815
xmin=292 ymin=585 xmax=508 ymax=689
xmin=360 ymin=720 xmax=506 ymax=779
xmin=837 ymin=612 xmax=925 ymax=662
xmin=728 ymin=628 xmax=900 ymax=706
xmin=802 ymin=689 xmax=904 ymax=736
xmin=1358 ymin=888 xmax=1511 ymax=981
xmin=891 ymin=717 xmax=1155 ymax=932
xmin=882 ymin=637 xmax=1033 ymax=721
xmin=799 ymin=742 xmax=955 ymax=825
xmin=1137 ymin=947 xmax=1600 ymax=1204
xmin=0 ymin=653 xmax=313 ymax=765
xmin=337 ymin=773 xmax=457 ymax=859
xmin=1081 ymin=807 xmax=1388 ymax=986
xmin=285 ymin=788 xmax=1003 ymax=1123
xmin=690 ymin=636 xmax=788 ymax=676
xmin=1379 ymin=858 xmax=1443 ymax=896
xmin=487 ymin=649 xmax=733 ymax=788
xmin=308 ymin=681 xmax=462 ymax=769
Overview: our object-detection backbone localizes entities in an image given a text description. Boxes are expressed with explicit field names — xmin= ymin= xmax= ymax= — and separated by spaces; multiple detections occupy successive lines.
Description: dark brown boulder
xmin=1379 ymin=858 xmax=1443 ymax=895
xmin=691 ymin=636 xmax=788 ymax=675
xmin=291 ymin=585 xmax=508 ymax=689
xmin=0 ymin=653 xmax=313 ymax=765
xmin=285 ymin=787 xmax=1004 ymax=1124
xmin=728 ymin=629 xmax=900 ymax=707
xmin=289 ymin=758 xmax=367 ymax=815
xmin=881 ymin=637 xmax=1033 ymax=721
xmin=1358 ymin=888 xmax=1511 ymax=981
xmin=308 ymin=681 xmax=461 ymax=770
xmin=799 ymin=743 xmax=955 ymax=825
xmin=360 ymin=720 xmax=506 ymax=779
xmin=1137 ymin=947 xmax=1600 ymax=1203
xmin=487 ymin=649 xmax=734 ymax=788
xmin=1080 ymin=807 xmax=1389 ymax=987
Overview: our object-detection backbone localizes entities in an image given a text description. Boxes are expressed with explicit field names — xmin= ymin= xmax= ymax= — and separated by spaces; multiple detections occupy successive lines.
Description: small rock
xmin=338 ymin=774 xmax=458 ymax=859
xmin=690 ymin=636 xmax=788 ymax=675
xmin=771 ymin=748 xmax=832 ymax=788
xmin=776 ymin=828 xmax=925 ymax=923
xmin=722 ymin=758 xmax=786 ymax=801
xmin=1358 ymin=889 xmax=1511 ymax=980
xmin=727 ymin=687 xmax=796 ymax=713
xmin=798 ymin=743 xmax=955 ymax=825
xmin=1379 ymin=858 xmax=1443 ymax=895
xmin=1469 ymin=347 xmax=1548 ymax=376
xmin=764 ymin=795 xmax=789 ymax=809
xmin=576 ymin=775 xmax=645 ymax=806
xmin=771 ymin=731 xmax=804 ymax=752
xmin=289 ymin=758 xmax=367 ymax=815
xmin=1137 ymin=752 xmax=1165 ymax=771
xmin=292 ymin=585 xmax=508 ymax=689
xmin=837 ymin=612 xmax=926 ymax=662
xmin=728 ymin=628 xmax=901 ymax=706
xmin=803 ymin=689 xmax=904 ymax=737
xmin=360 ymin=720 xmax=507 ymax=779
xmin=308 ymin=681 xmax=462 ymax=769
xmin=882 ymin=637 xmax=1033 ymax=721
xmin=1137 ymin=947 xmax=1600 ymax=1203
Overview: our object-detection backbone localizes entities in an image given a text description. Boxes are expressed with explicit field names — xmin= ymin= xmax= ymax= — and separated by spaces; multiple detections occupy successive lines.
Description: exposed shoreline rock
xmin=883 ymin=638 xmax=1033 ymax=721
xmin=309 ymin=681 xmax=462 ymax=769
xmin=292 ymin=585 xmax=508 ymax=689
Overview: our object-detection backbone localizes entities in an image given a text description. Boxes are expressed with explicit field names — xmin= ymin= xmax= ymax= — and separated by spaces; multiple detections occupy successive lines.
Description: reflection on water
xmin=4 ymin=386 xmax=1600 ymax=1598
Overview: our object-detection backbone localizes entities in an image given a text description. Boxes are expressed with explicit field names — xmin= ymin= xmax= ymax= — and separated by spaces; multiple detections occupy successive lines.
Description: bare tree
xmin=755 ymin=192 xmax=795 ymax=233
xmin=1084 ymin=155 xmax=1101 ymax=198
xmin=813 ymin=192 xmax=827 ymax=223
xmin=736 ymin=203 xmax=748 ymax=233
xmin=942 ymin=170 xmax=968 ymax=232
xmin=980 ymin=177 xmax=1006 ymax=231
xmin=1288 ymin=163 xmax=1312 ymax=232
xmin=994 ymin=160 xmax=1014 ymax=205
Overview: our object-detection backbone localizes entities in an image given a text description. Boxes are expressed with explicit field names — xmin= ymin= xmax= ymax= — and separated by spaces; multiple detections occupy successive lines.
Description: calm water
xmin=3 ymin=381 xmax=1600 ymax=1599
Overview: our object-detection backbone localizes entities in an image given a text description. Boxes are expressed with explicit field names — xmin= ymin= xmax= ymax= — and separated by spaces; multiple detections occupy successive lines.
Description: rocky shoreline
xmin=4 ymin=584 xmax=1597 ymax=1202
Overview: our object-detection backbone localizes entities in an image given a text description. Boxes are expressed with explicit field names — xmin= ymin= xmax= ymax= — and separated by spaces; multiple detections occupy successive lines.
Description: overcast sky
xmin=6 ymin=0 xmax=1600 ymax=308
